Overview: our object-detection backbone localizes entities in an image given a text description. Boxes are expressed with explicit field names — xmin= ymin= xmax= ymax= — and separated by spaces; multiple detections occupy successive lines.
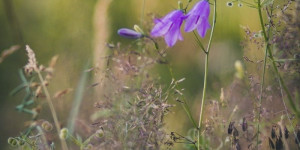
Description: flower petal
xmin=197 ymin=20 xmax=210 ymax=38
xmin=178 ymin=32 xmax=183 ymax=41
xmin=165 ymin=22 xmax=182 ymax=47
xmin=184 ymin=0 xmax=210 ymax=33
xmin=184 ymin=14 xmax=200 ymax=32
xmin=151 ymin=21 xmax=172 ymax=37
xmin=150 ymin=10 xmax=185 ymax=47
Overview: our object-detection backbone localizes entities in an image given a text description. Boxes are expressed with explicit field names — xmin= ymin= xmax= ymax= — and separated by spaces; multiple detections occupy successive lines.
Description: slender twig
xmin=34 ymin=68 xmax=68 ymax=150
xmin=197 ymin=0 xmax=217 ymax=149
xmin=192 ymin=31 xmax=206 ymax=53
xmin=168 ymin=65 xmax=198 ymax=128
xmin=273 ymin=58 xmax=300 ymax=62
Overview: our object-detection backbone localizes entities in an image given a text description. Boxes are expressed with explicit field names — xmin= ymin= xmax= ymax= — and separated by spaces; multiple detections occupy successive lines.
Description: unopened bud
xmin=42 ymin=121 xmax=53 ymax=132
xmin=8 ymin=137 xmax=18 ymax=147
xmin=178 ymin=1 xmax=183 ymax=10
xmin=85 ymin=144 xmax=93 ymax=150
xmin=235 ymin=60 xmax=244 ymax=79
xmin=59 ymin=128 xmax=69 ymax=140
xmin=133 ymin=25 xmax=144 ymax=34
xmin=96 ymin=129 xmax=104 ymax=138
xmin=118 ymin=28 xmax=143 ymax=39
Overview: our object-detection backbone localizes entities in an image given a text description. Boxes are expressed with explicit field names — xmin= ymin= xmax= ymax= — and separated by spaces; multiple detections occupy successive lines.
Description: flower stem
xmin=256 ymin=0 xmax=300 ymax=149
xmin=256 ymin=1 xmax=271 ymax=148
xmin=197 ymin=0 xmax=217 ymax=149
xmin=34 ymin=68 xmax=68 ymax=150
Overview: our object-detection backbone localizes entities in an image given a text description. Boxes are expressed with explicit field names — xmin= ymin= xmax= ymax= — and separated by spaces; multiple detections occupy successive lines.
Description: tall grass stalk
xmin=197 ymin=0 xmax=217 ymax=149
xmin=35 ymin=68 xmax=68 ymax=150
xmin=256 ymin=1 xmax=272 ymax=148
xmin=67 ymin=62 xmax=89 ymax=134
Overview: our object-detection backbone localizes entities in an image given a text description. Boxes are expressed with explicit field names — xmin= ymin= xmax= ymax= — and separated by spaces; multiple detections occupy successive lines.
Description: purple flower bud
xmin=117 ymin=28 xmax=143 ymax=39
xmin=184 ymin=0 xmax=211 ymax=38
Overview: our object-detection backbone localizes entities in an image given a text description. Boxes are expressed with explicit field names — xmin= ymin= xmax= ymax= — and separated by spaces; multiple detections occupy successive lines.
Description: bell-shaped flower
xmin=184 ymin=0 xmax=210 ymax=38
xmin=151 ymin=10 xmax=185 ymax=47
xmin=118 ymin=28 xmax=143 ymax=39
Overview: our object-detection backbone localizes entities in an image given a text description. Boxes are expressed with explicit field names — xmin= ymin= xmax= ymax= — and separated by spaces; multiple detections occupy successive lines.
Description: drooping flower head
xmin=151 ymin=10 xmax=185 ymax=47
xmin=118 ymin=28 xmax=143 ymax=39
xmin=184 ymin=0 xmax=210 ymax=38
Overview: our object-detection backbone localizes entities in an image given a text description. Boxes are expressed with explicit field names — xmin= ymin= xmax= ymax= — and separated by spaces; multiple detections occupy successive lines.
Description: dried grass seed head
xmin=24 ymin=45 xmax=38 ymax=74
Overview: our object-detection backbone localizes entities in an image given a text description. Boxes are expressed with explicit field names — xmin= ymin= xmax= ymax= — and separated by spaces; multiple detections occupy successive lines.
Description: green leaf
xmin=10 ymin=83 xmax=26 ymax=96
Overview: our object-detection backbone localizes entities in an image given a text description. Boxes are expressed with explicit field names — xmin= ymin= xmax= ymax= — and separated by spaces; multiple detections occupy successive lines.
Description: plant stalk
xmin=256 ymin=0 xmax=300 ymax=149
xmin=197 ymin=0 xmax=217 ymax=149
xmin=35 ymin=68 xmax=68 ymax=150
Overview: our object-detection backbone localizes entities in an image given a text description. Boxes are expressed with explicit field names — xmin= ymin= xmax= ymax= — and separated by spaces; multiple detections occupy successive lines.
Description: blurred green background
xmin=0 ymin=0 xmax=262 ymax=149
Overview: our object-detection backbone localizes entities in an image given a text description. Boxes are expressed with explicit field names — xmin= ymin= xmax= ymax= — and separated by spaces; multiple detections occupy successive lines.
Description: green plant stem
xmin=256 ymin=32 xmax=269 ymax=149
xmin=256 ymin=0 xmax=300 ymax=149
xmin=274 ymin=58 xmax=300 ymax=62
xmin=256 ymin=2 xmax=273 ymax=147
xmin=257 ymin=2 xmax=299 ymax=117
xmin=197 ymin=0 xmax=217 ymax=149
xmin=257 ymin=0 xmax=300 ymax=117
xmin=35 ymin=68 xmax=68 ymax=150
xmin=192 ymin=31 xmax=206 ymax=53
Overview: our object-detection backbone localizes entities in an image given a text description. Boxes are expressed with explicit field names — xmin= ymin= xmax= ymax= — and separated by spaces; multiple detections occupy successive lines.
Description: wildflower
xmin=96 ymin=129 xmax=104 ymax=138
xmin=284 ymin=126 xmax=289 ymax=139
xmin=184 ymin=0 xmax=210 ymax=38
xmin=228 ymin=122 xmax=234 ymax=134
xmin=117 ymin=28 xmax=143 ymax=39
xmin=151 ymin=10 xmax=185 ymax=47
xmin=242 ymin=117 xmax=248 ymax=132
xmin=271 ymin=126 xmax=276 ymax=139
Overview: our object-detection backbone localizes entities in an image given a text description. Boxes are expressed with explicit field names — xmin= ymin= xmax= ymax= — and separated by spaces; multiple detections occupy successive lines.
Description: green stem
xmin=256 ymin=1 xmax=300 ymax=149
xmin=193 ymin=31 xmax=206 ymax=53
xmin=256 ymin=1 xmax=271 ymax=147
xmin=197 ymin=0 xmax=217 ymax=149
xmin=35 ymin=68 xmax=68 ymax=150
xmin=273 ymin=58 xmax=300 ymax=62
xmin=256 ymin=32 xmax=270 ymax=150
xmin=257 ymin=0 xmax=300 ymax=117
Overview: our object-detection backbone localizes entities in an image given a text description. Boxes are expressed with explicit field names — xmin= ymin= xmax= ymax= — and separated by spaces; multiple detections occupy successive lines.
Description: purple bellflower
xmin=151 ymin=10 xmax=185 ymax=47
xmin=118 ymin=28 xmax=143 ymax=39
xmin=184 ymin=0 xmax=210 ymax=38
